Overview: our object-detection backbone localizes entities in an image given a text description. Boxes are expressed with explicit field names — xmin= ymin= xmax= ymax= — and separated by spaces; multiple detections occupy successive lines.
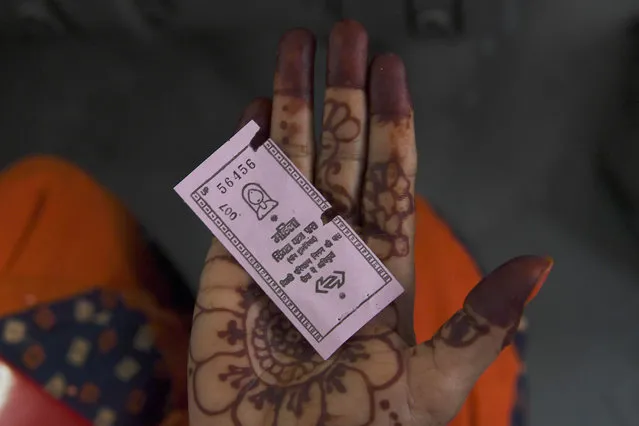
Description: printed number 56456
xmin=216 ymin=159 xmax=256 ymax=194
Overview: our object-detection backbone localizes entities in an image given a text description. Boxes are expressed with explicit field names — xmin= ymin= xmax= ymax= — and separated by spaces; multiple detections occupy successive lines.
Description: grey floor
xmin=1 ymin=0 xmax=639 ymax=425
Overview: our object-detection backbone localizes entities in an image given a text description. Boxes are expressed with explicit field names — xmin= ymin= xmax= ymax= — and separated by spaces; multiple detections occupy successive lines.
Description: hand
xmin=188 ymin=20 xmax=553 ymax=426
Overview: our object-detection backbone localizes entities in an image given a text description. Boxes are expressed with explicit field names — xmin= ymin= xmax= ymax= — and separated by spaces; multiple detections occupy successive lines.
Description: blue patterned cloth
xmin=0 ymin=289 xmax=171 ymax=426
xmin=0 ymin=286 xmax=529 ymax=426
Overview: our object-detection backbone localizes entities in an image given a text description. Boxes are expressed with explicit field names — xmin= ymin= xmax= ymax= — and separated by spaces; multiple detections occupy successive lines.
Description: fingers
xmin=408 ymin=256 xmax=553 ymax=421
xmin=237 ymin=97 xmax=272 ymax=141
xmin=363 ymin=53 xmax=417 ymax=343
xmin=197 ymin=99 xmax=272 ymax=307
xmin=270 ymin=29 xmax=316 ymax=178
xmin=315 ymin=20 xmax=369 ymax=222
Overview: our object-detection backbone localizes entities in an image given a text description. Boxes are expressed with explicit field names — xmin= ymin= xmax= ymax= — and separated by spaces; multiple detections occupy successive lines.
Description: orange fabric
xmin=0 ymin=156 xmax=189 ymax=421
xmin=413 ymin=196 xmax=520 ymax=426
xmin=0 ymin=156 xmax=519 ymax=426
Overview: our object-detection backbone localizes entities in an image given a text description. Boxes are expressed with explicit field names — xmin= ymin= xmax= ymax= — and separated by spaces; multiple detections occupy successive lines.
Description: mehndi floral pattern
xmin=189 ymin=277 xmax=403 ymax=426
xmin=362 ymin=159 xmax=415 ymax=261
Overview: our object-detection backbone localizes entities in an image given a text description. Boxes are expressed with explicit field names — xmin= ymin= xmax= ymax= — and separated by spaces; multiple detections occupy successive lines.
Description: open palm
xmin=188 ymin=21 xmax=552 ymax=426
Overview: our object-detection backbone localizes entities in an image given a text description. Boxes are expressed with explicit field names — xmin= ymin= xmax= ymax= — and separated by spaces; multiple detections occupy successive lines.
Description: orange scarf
xmin=0 ymin=155 xmax=521 ymax=426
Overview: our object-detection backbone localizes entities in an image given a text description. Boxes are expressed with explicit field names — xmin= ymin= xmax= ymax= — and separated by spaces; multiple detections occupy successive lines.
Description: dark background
xmin=0 ymin=1 xmax=638 ymax=424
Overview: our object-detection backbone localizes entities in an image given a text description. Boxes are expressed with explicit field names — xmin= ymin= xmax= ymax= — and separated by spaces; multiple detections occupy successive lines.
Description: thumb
xmin=408 ymin=255 xmax=553 ymax=422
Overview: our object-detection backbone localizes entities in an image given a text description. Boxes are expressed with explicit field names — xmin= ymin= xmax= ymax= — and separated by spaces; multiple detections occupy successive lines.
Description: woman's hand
xmin=188 ymin=20 xmax=552 ymax=426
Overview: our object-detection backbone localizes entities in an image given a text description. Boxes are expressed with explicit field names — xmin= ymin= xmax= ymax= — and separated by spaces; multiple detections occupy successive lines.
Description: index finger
xmin=270 ymin=29 xmax=316 ymax=178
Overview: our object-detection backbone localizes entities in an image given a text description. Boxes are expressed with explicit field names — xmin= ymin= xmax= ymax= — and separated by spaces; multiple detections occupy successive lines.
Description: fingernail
xmin=369 ymin=53 xmax=412 ymax=121
xmin=525 ymin=256 xmax=553 ymax=304
xmin=465 ymin=255 xmax=553 ymax=329
xmin=274 ymin=28 xmax=316 ymax=100
xmin=327 ymin=20 xmax=368 ymax=89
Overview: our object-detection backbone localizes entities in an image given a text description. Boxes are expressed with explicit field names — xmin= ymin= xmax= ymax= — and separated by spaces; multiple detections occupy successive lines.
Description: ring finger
xmin=363 ymin=54 xmax=417 ymax=344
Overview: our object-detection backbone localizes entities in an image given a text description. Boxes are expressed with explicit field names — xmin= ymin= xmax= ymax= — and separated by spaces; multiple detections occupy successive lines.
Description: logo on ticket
xmin=242 ymin=182 xmax=278 ymax=220
xmin=174 ymin=120 xmax=404 ymax=359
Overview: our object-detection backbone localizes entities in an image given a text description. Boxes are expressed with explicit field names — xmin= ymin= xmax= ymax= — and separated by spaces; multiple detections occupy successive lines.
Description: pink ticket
xmin=174 ymin=121 xmax=404 ymax=359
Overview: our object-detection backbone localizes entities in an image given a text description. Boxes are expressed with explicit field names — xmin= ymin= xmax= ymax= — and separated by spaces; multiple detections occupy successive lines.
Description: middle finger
xmin=315 ymin=21 xmax=369 ymax=222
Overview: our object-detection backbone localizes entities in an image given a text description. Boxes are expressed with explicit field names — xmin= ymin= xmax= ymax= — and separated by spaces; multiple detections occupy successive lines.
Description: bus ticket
xmin=174 ymin=120 xmax=404 ymax=359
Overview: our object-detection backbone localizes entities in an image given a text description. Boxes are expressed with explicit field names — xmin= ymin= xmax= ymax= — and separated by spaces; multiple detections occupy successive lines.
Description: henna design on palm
xmin=432 ymin=310 xmax=490 ymax=348
xmin=190 ymin=283 xmax=404 ymax=425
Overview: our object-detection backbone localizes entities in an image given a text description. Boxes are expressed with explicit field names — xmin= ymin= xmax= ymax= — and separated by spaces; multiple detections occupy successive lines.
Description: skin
xmin=189 ymin=20 xmax=553 ymax=426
